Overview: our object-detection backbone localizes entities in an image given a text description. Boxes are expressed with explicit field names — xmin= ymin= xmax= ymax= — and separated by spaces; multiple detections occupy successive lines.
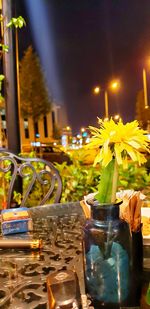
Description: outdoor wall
xmin=0 ymin=104 xmax=68 ymax=151
xmin=20 ymin=112 xmax=54 ymax=151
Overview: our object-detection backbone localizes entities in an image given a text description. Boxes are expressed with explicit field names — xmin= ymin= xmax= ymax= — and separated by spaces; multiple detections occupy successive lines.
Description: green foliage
xmin=0 ymin=75 xmax=5 ymax=83
xmin=22 ymin=161 xmax=52 ymax=207
xmin=13 ymin=191 xmax=22 ymax=205
xmin=0 ymin=75 xmax=5 ymax=101
xmin=19 ymin=46 xmax=52 ymax=125
xmin=0 ymin=44 xmax=9 ymax=53
xmin=19 ymin=153 xmax=56 ymax=206
xmin=146 ymin=283 xmax=150 ymax=305
xmin=0 ymin=149 xmax=149 ymax=208
xmin=55 ymin=161 xmax=100 ymax=203
xmin=144 ymin=156 xmax=150 ymax=174
xmin=7 ymin=16 xmax=26 ymax=29
xmin=55 ymin=160 xmax=150 ymax=203
xmin=118 ymin=163 xmax=150 ymax=198
xmin=0 ymin=154 xmax=56 ymax=208
xmin=0 ymin=162 xmax=13 ymax=208
xmin=0 ymin=15 xmax=26 ymax=99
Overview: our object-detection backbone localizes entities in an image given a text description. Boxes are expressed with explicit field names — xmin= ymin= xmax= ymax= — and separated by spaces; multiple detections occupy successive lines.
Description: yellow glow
xmin=146 ymin=56 xmax=150 ymax=68
xmin=114 ymin=114 xmax=122 ymax=122
xmin=66 ymin=126 xmax=71 ymax=130
xmin=93 ymin=86 xmax=100 ymax=94
xmin=114 ymin=114 xmax=120 ymax=120
xmin=81 ymin=127 xmax=85 ymax=132
xmin=109 ymin=80 xmax=120 ymax=91
xmin=104 ymin=117 xmax=109 ymax=122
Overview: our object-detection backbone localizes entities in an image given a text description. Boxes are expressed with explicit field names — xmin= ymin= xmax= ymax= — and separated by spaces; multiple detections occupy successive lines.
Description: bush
xmin=0 ymin=150 xmax=149 ymax=207
xmin=118 ymin=163 xmax=150 ymax=198
xmin=55 ymin=161 xmax=100 ymax=203
xmin=55 ymin=160 xmax=150 ymax=202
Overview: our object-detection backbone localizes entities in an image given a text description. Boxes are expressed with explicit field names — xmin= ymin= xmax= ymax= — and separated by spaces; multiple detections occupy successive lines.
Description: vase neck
xmin=91 ymin=203 xmax=120 ymax=221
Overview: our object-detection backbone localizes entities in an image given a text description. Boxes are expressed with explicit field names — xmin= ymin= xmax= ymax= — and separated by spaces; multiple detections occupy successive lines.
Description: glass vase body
xmin=83 ymin=201 xmax=132 ymax=308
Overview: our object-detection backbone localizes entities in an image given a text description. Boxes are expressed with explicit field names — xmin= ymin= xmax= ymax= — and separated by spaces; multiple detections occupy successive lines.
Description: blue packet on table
xmin=1 ymin=207 xmax=33 ymax=235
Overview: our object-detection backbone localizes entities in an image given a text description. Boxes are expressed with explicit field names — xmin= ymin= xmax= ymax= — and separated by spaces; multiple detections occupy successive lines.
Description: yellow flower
xmin=88 ymin=118 xmax=149 ymax=167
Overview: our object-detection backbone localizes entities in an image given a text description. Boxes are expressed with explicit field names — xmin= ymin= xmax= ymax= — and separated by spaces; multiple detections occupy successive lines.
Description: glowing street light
xmin=114 ymin=114 xmax=122 ymax=123
xmin=114 ymin=114 xmax=120 ymax=120
xmin=104 ymin=117 xmax=109 ymax=122
xmin=109 ymin=80 xmax=120 ymax=91
xmin=94 ymin=87 xmax=100 ymax=94
xmin=93 ymin=79 xmax=120 ymax=119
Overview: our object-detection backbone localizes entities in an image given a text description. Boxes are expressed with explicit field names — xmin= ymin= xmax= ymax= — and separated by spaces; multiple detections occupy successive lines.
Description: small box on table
xmin=1 ymin=207 xmax=33 ymax=235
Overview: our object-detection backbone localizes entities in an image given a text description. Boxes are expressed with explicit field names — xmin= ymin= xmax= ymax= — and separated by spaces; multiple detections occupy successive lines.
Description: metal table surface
xmin=0 ymin=202 xmax=93 ymax=309
xmin=0 ymin=202 xmax=149 ymax=309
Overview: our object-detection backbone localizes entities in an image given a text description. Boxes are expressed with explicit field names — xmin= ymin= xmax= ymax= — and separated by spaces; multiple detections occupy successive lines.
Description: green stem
xmin=111 ymin=158 xmax=118 ymax=203
xmin=95 ymin=159 xmax=116 ymax=204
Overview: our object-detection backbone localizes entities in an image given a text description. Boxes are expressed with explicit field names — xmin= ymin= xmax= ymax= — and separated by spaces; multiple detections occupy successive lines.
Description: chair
xmin=0 ymin=148 xmax=62 ymax=208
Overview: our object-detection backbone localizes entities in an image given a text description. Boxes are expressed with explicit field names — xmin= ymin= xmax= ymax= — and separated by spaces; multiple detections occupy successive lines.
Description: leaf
xmin=7 ymin=16 xmax=26 ymax=29
xmin=0 ymin=44 xmax=9 ymax=52
xmin=95 ymin=160 xmax=115 ymax=203
xmin=146 ymin=283 xmax=150 ymax=305
xmin=0 ymin=75 xmax=5 ymax=81
xmin=13 ymin=191 xmax=22 ymax=205
xmin=0 ymin=188 xmax=4 ymax=196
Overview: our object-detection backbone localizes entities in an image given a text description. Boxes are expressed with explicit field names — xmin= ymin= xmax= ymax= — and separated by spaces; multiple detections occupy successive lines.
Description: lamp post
xmin=142 ymin=56 xmax=150 ymax=109
xmin=142 ymin=68 xmax=149 ymax=109
xmin=104 ymin=90 xmax=109 ymax=119
xmin=93 ymin=79 xmax=120 ymax=119
xmin=2 ymin=0 xmax=21 ymax=153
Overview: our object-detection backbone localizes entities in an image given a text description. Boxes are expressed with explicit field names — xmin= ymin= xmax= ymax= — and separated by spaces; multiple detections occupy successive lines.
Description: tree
xmin=19 ymin=46 xmax=52 ymax=136
xmin=135 ymin=90 xmax=150 ymax=129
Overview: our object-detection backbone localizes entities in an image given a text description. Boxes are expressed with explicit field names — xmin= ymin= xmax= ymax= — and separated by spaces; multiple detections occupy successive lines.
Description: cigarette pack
xmin=1 ymin=207 xmax=33 ymax=235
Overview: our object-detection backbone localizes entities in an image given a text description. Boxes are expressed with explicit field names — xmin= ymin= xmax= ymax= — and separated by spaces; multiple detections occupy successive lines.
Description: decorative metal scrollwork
xmin=0 ymin=149 xmax=62 ymax=208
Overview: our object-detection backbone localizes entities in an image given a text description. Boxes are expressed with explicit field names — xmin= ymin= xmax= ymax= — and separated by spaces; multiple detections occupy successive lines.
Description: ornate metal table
xmin=0 ymin=202 xmax=92 ymax=309
xmin=0 ymin=202 xmax=149 ymax=309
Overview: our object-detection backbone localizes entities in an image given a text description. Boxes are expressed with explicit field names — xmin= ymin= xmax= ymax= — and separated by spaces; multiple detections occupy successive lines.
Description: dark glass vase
xmin=83 ymin=200 xmax=132 ymax=308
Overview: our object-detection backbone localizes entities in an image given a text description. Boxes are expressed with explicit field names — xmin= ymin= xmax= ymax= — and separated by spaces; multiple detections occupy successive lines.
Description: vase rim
xmin=88 ymin=198 xmax=122 ymax=208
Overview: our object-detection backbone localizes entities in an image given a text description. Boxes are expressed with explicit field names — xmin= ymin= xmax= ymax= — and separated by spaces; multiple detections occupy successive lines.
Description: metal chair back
xmin=0 ymin=149 xmax=62 ymax=208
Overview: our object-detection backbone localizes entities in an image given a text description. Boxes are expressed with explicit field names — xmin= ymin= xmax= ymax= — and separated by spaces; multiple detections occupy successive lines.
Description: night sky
xmin=16 ymin=0 xmax=150 ymax=134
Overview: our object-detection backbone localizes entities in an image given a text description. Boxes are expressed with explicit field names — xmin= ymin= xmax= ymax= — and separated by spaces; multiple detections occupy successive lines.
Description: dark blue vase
xmin=83 ymin=200 xmax=132 ymax=308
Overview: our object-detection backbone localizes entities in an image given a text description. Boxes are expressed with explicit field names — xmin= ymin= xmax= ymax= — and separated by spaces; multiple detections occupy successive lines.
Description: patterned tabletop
xmin=0 ymin=202 xmax=94 ymax=309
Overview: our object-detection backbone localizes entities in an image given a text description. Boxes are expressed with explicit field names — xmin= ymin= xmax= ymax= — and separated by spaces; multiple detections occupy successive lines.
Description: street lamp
xmin=93 ymin=87 xmax=109 ymax=118
xmin=113 ymin=114 xmax=122 ymax=123
xmin=66 ymin=126 xmax=71 ymax=131
xmin=81 ymin=127 xmax=85 ymax=133
xmin=93 ymin=79 xmax=120 ymax=119
xmin=142 ymin=68 xmax=149 ymax=109
xmin=142 ymin=56 xmax=150 ymax=109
